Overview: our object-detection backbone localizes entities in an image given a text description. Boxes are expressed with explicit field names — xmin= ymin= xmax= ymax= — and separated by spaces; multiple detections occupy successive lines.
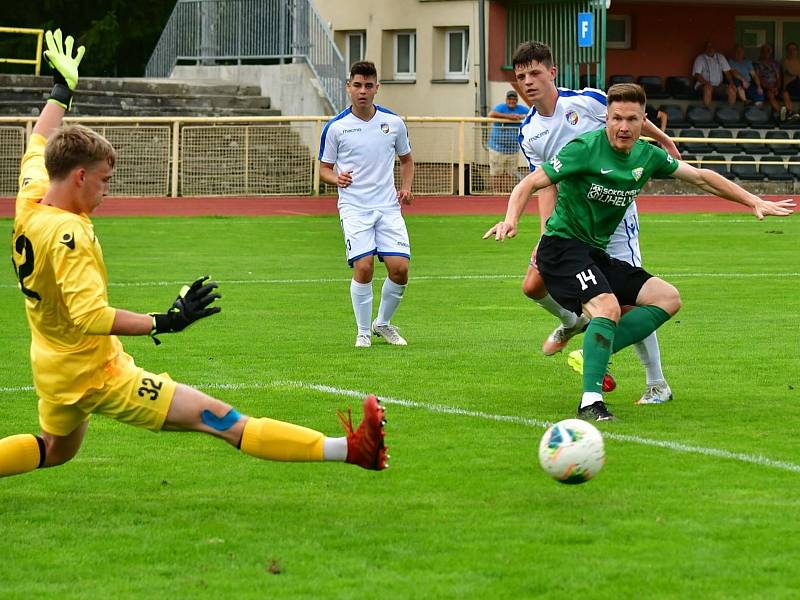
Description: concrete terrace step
xmin=0 ymin=74 xmax=262 ymax=97
xmin=0 ymin=101 xmax=280 ymax=117
xmin=0 ymin=74 xmax=275 ymax=118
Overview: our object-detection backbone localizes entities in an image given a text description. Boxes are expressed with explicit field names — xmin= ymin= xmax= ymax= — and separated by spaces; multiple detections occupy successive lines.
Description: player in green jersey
xmin=485 ymin=83 xmax=794 ymax=421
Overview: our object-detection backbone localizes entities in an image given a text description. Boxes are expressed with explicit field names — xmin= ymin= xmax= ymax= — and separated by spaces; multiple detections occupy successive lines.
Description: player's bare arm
xmin=483 ymin=168 xmax=553 ymax=240
xmin=671 ymin=161 xmax=795 ymax=219
xmin=319 ymin=162 xmax=352 ymax=188
xmin=536 ymin=184 xmax=557 ymax=235
xmin=397 ymin=152 xmax=414 ymax=205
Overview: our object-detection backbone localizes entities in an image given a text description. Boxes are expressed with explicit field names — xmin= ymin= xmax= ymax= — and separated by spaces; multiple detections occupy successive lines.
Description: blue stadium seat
xmin=679 ymin=129 xmax=714 ymax=154
xmin=661 ymin=104 xmax=691 ymax=128
xmin=735 ymin=130 xmax=769 ymax=154
xmin=666 ymin=76 xmax=694 ymax=99
xmin=638 ymin=76 xmax=669 ymax=99
xmin=760 ymin=155 xmax=793 ymax=181
xmin=729 ymin=155 xmax=763 ymax=180
xmin=700 ymin=155 xmax=730 ymax=177
xmin=708 ymin=129 xmax=742 ymax=154
xmin=687 ymin=105 xmax=716 ymax=128
xmin=715 ymin=105 xmax=747 ymax=128
xmin=789 ymin=154 xmax=800 ymax=181
xmin=765 ymin=130 xmax=796 ymax=156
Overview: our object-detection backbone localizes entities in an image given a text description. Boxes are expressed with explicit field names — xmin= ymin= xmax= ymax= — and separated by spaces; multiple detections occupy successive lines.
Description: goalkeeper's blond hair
xmin=45 ymin=124 xmax=116 ymax=180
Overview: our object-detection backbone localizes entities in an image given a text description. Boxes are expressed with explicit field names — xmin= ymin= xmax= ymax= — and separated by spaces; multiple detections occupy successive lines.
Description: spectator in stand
xmin=781 ymin=42 xmax=800 ymax=120
xmin=727 ymin=44 xmax=765 ymax=106
xmin=692 ymin=41 xmax=737 ymax=107
xmin=487 ymin=90 xmax=529 ymax=193
xmin=645 ymin=104 xmax=668 ymax=130
xmin=755 ymin=44 xmax=795 ymax=121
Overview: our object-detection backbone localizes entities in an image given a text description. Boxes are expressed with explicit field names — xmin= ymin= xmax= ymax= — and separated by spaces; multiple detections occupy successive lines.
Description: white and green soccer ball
xmin=538 ymin=419 xmax=605 ymax=484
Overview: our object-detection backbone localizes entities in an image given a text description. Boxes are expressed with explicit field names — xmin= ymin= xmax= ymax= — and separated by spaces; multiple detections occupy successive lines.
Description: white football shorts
xmin=607 ymin=202 xmax=643 ymax=267
xmin=340 ymin=208 xmax=411 ymax=266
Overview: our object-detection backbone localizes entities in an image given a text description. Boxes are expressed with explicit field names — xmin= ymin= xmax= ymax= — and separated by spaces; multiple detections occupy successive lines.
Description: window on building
xmin=445 ymin=28 xmax=469 ymax=79
xmin=607 ymin=15 xmax=631 ymax=50
xmin=394 ymin=31 xmax=416 ymax=80
xmin=346 ymin=31 xmax=365 ymax=68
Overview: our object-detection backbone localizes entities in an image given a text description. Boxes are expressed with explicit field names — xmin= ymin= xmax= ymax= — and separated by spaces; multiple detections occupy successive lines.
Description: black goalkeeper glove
xmin=150 ymin=276 xmax=221 ymax=345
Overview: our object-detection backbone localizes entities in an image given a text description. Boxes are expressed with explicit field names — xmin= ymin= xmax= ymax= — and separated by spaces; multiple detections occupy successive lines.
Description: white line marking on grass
xmin=2 ymin=272 xmax=797 ymax=291
xmin=267 ymin=380 xmax=800 ymax=475
xmin=4 ymin=379 xmax=799 ymax=473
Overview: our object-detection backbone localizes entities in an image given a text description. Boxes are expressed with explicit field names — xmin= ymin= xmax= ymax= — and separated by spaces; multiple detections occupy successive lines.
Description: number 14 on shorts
xmin=576 ymin=269 xmax=598 ymax=291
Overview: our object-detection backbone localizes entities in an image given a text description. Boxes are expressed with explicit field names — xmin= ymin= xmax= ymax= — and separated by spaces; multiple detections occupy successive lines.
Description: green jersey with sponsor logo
xmin=540 ymin=128 xmax=679 ymax=250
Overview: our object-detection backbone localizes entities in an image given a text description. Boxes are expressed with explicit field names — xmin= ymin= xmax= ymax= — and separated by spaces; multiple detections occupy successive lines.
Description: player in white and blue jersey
xmin=319 ymin=61 xmax=415 ymax=348
xmin=511 ymin=41 xmax=680 ymax=405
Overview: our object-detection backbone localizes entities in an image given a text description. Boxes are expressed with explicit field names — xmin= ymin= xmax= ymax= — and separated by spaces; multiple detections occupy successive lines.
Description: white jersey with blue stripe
xmin=518 ymin=87 xmax=607 ymax=171
xmin=319 ymin=105 xmax=411 ymax=213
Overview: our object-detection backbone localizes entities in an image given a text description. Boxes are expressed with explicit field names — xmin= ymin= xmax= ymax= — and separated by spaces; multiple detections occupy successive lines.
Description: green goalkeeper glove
xmin=43 ymin=28 xmax=85 ymax=110
xmin=150 ymin=276 xmax=221 ymax=345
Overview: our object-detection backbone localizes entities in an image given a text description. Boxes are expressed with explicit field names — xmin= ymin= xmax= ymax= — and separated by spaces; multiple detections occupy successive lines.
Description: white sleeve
xmin=395 ymin=119 xmax=411 ymax=156
xmin=718 ymin=55 xmax=731 ymax=71
xmin=692 ymin=56 xmax=704 ymax=76
xmin=319 ymin=121 xmax=339 ymax=163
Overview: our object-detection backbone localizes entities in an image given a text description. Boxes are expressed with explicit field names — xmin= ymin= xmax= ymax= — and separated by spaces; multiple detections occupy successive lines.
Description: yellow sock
xmin=240 ymin=417 xmax=324 ymax=462
xmin=0 ymin=434 xmax=43 ymax=478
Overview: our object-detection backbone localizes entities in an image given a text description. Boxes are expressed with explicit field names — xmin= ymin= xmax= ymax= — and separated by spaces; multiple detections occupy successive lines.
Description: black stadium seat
xmin=765 ymin=130 xmax=796 ymax=156
xmin=708 ymin=129 xmax=742 ymax=154
xmin=687 ymin=105 xmax=716 ymax=128
xmin=736 ymin=130 xmax=769 ymax=155
xmin=729 ymin=155 xmax=763 ymax=180
xmin=715 ymin=105 xmax=747 ymax=128
xmin=638 ymin=75 xmax=669 ymax=99
xmin=744 ymin=106 xmax=774 ymax=129
xmin=661 ymin=104 xmax=691 ymax=129
xmin=700 ymin=155 xmax=730 ymax=177
xmin=789 ymin=155 xmax=800 ymax=181
xmin=760 ymin=155 xmax=793 ymax=181
xmin=579 ymin=74 xmax=598 ymax=89
xmin=679 ymin=129 xmax=714 ymax=154
xmin=666 ymin=76 xmax=694 ymax=99
xmin=608 ymin=74 xmax=635 ymax=86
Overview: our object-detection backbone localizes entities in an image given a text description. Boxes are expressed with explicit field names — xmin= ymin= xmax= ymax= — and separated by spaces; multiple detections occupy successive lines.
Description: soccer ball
xmin=538 ymin=419 xmax=605 ymax=484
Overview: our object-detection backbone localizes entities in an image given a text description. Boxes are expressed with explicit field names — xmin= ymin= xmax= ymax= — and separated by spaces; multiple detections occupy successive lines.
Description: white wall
xmin=172 ymin=63 xmax=332 ymax=116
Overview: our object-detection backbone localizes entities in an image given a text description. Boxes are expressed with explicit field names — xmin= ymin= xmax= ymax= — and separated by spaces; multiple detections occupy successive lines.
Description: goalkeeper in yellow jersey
xmin=1 ymin=29 xmax=387 ymax=478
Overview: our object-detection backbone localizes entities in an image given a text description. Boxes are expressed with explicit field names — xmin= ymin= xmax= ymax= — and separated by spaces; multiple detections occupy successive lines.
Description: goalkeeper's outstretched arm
xmin=107 ymin=277 xmax=222 ymax=345
xmin=33 ymin=29 xmax=85 ymax=140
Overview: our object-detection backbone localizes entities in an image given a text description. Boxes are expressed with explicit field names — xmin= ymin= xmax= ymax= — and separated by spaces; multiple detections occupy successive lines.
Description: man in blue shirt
xmin=487 ymin=90 xmax=528 ymax=192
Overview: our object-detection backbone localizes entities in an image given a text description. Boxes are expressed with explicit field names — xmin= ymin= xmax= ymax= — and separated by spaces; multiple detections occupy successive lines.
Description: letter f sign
xmin=578 ymin=13 xmax=593 ymax=47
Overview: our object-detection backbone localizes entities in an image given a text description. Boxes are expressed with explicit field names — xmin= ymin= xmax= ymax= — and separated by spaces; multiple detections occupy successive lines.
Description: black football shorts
xmin=536 ymin=235 xmax=652 ymax=315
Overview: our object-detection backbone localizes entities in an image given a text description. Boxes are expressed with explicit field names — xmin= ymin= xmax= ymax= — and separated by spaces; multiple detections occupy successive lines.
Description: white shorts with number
xmin=607 ymin=202 xmax=642 ymax=267
xmin=340 ymin=208 xmax=411 ymax=266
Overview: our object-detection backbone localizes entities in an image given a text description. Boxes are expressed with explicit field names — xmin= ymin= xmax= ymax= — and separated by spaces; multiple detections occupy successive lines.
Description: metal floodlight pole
xmin=478 ymin=0 xmax=487 ymax=116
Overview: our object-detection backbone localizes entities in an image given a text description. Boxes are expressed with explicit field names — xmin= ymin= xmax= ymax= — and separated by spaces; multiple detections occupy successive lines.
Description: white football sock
xmin=580 ymin=392 xmax=603 ymax=409
xmin=375 ymin=277 xmax=406 ymax=326
xmin=633 ymin=332 xmax=666 ymax=386
xmin=323 ymin=437 xmax=348 ymax=461
xmin=534 ymin=293 xmax=578 ymax=328
xmin=350 ymin=279 xmax=373 ymax=336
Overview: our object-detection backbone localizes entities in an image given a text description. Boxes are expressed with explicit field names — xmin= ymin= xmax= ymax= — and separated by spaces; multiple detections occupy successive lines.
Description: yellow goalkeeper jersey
xmin=12 ymin=133 xmax=121 ymax=404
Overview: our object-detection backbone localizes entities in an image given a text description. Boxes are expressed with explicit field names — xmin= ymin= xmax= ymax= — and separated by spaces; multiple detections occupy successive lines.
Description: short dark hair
xmin=607 ymin=83 xmax=647 ymax=108
xmin=349 ymin=61 xmax=378 ymax=80
xmin=511 ymin=41 xmax=553 ymax=69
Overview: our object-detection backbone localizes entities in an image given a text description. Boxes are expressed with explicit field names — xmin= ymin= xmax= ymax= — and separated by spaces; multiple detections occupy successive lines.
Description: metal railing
xmin=0 ymin=27 xmax=44 ymax=76
xmin=145 ymin=0 xmax=346 ymax=112
xmin=1 ymin=116 xmax=798 ymax=198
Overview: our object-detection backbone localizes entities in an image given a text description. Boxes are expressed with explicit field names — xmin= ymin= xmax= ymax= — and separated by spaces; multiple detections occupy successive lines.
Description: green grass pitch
xmin=1 ymin=213 xmax=798 ymax=598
